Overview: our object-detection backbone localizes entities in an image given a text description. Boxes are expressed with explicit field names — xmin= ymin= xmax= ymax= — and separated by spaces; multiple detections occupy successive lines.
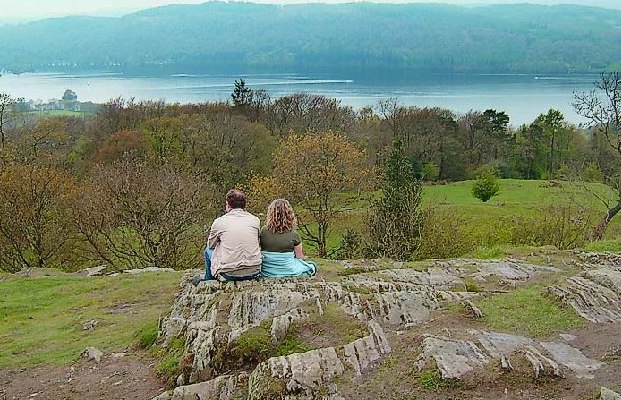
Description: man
xmin=202 ymin=189 xmax=262 ymax=282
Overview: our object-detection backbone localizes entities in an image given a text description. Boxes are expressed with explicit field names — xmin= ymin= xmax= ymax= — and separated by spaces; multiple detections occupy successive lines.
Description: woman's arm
xmin=293 ymin=243 xmax=305 ymax=259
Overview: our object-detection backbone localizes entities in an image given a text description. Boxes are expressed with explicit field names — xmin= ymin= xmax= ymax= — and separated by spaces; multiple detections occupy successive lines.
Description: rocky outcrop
xmin=155 ymin=255 xmax=618 ymax=399
xmin=548 ymin=269 xmax=621 ymax=323
xmin=416 ymin=330 xmax=603 ymax=380
xmin=417 ymin=330 xmax=604 ymax=379
xmin=155 ymin=374 xmax=247 ymax=400
xmin=601 ymin=387 xmax=621 ymax=400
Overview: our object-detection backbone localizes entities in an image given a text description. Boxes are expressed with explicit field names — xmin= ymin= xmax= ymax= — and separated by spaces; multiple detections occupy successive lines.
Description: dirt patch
xmin=0 ymin=352 xmax=165 ymax=400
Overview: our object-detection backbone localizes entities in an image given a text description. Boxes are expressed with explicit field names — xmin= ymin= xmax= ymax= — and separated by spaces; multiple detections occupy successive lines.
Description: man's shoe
xmin=191 ymin=274 xmax=202 ymax=287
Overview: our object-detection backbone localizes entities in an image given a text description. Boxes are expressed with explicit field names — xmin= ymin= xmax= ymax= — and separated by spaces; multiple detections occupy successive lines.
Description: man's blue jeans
xmin=204 ymin=247 xmax=215 ymax=280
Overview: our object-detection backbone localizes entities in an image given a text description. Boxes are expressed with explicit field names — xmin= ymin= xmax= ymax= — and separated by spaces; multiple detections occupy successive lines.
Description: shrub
xmin=510 ymin=205 xmax=591 ymax=250
xmin=413 ymin=209 xmax=477 ymax=260
xmin=136 ymin=320 xmax=159 ymax=349
xmin=472 ymin=168 xmax=500 ymax=202
xmin=332 ymin=229 xmax=364 ymax=260
xmin=421 ymin=162 xmax=440 ymax=181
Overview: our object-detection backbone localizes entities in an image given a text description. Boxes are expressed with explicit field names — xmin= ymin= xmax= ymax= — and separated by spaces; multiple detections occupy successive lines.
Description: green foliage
xmin=413 ymin=209 xmax=476 ymax=260
xmin=418 ymin=369 xmax=458 ymax=391
xmin=155 ymin=337 xmax=185 ymax=382
xmin=232 ymin=326 xmax=273 ymax=363
xmin=582 ymin=162 xmax=604 ymax=182
xmin=510 ymin=205 xmax=591 ymax=250
xmin=276 ymin=335 xmax=314 ymax=357
xmin=462 ymin=277 xmax=482 ymax=293
xmin=472 ymin=168 xmax=500 ymax=202
xmin=421 ymin=163 xmax=440 ymax=181
xmin=584 ymin=239 xmax=621 ymax=252
xmin=332 ymin=229 xmax=364 ymax=260
xmin=231 ymin=78 xmax=252 ymax=108
xmin=469 ymin=245 xmax=506 ymax=259
xmin=368 ymin=139 xmax=423 ymax=260
xmin=136 ymin=320 xmax=159 ymax=349
xmin=476 ymin=285 xmax=586 ymax=337
xmin=225 ymin=322 xmax=315 ymax=369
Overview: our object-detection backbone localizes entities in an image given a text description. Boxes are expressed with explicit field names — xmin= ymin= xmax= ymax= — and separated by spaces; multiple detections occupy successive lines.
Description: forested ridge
xmin=1 ymin=2 xmax=620 ymax=73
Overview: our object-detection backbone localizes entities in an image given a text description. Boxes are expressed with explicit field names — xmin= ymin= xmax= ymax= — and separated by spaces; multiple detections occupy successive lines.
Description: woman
xmin=260 ymin=199 xmax=316 ymax=278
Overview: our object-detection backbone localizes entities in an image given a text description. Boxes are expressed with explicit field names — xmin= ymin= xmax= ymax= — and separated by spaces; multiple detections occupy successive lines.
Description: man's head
xmin=226 ymin=189 xmax=247 ymax=211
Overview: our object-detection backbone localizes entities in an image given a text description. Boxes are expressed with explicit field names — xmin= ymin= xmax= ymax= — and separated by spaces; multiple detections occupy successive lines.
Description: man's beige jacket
xmin=207 ymin=208 xmax=262 ymax=277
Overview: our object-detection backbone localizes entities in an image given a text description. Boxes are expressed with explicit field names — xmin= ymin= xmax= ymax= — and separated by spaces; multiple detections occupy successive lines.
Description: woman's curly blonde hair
xmin=267 ymin=199 xmax=297 ymax=234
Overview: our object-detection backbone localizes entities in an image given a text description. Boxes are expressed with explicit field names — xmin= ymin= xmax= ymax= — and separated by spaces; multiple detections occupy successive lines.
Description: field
xmin=320 ymin=179 xmax=621 ymax=256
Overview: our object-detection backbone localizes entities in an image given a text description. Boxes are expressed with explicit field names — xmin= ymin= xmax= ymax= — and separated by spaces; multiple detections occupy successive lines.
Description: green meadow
xmin=0 ymin=271 xmax=181 ymax=367
xmin=321 ymin=179 xmax=621 ymax=256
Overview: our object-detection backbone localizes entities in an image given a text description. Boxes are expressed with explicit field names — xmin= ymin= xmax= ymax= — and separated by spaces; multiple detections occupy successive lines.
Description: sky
xmin=0 ymin=0 xmax=618 ymax=20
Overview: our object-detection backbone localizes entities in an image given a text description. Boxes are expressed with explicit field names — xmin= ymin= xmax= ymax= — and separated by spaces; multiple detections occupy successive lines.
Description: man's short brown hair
xmin=226 ymin=189 xmax=247 ymax=209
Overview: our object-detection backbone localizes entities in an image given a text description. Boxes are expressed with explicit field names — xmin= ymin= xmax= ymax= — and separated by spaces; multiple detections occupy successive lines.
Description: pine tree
xmin=368 ymin=139 xmax=423 ymax=260
xmin=231 ymin=78 xmax=252 ymax=108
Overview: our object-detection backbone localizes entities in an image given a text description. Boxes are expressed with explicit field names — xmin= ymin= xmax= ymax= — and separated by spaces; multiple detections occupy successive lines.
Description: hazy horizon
xmin=0 ymin=0 xmax=619 ymax=21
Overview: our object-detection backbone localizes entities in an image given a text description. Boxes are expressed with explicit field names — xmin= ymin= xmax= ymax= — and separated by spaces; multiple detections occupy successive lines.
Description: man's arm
xmin=207 ymin=219 xmax=221 ymax=250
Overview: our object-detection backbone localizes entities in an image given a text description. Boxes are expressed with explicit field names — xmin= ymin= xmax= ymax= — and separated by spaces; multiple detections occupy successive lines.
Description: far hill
xmin=0 ymin=2 xmax=620 ymax=74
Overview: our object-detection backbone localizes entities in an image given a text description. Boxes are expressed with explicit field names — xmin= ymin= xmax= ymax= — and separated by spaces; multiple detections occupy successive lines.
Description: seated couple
xmin=201 ymin=189 xmax=316 ymax=282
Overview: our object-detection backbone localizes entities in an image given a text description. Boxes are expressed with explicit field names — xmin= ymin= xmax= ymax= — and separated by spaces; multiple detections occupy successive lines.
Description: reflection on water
xmin=0 ymin=71 xmax=599 ymax=126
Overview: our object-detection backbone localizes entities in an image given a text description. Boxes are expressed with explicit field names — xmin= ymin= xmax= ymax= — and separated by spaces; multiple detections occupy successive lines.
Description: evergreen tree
xmin=231 ymin=78 xmax=253 ymax=108
xmin=368 ymin=139 xmax=423 ymax=260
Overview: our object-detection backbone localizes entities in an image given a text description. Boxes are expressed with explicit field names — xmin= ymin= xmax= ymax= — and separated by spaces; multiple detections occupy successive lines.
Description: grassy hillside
xmin=0 ymin=270 xmax=181 ymax=367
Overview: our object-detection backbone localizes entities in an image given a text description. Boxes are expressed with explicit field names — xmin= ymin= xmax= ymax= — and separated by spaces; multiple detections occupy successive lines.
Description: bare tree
xmin=0 ymin=93 xmax=13 ymax=148
xmin=573 ymin=71 xmax=621 ymax=239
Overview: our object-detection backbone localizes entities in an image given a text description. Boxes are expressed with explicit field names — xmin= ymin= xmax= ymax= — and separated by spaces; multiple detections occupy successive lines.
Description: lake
xmin=0 ymin=71 xmax=600 ymax=126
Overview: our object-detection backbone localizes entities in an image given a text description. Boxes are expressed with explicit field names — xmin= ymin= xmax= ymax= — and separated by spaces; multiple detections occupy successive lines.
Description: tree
xmin=62 ymin=89 xmax=78 ymax=102
xmin=266 ymin=93 xmax=355 ymax=137
xmin=458 ymin=109 xmax=510 ymax=172
xmin=573 ymin=71 xmax=621 ymax=239
xmin=0 ymin=93 xmax=13 ymax=148
xmin=270 ymin=130 xmax=371 ymax=257
xmin=368 ymin=139 xmax=423 ymax=260
xmin=0 ymin=164 xmax=77 ymax=271
xmin=472 ymin=168 xmax=500 ymax=202
xmin=231 ymin=78 xmax=252 ymax=108
xmin=532 ymin=109 xmax=565 ymax=176
xmin=73 ymin=159 xmax=212 ymax=270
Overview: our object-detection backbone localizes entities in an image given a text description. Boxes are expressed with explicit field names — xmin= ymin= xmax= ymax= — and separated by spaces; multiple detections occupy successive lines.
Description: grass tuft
xmin=418 ymin=369 xmax=459 ymax=391
xmin=475 ymin=285 xmax=585 ymax=337
xmin=135 ymin=320 xmax=159 ymax=349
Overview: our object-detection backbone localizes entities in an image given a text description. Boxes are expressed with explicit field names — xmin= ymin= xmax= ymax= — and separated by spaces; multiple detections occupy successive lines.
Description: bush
xmin=472 ymin=168 xmax=500 ymax=202
xmin=413 ymin=209 xmax=477 ymax=260
xmin=136 ymin=320 xmax=159 ymax=349
xmin=510 ymin=205 xmax=591 ymax=250
xmin=421 ymin=162 xmax=440 ymax=181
